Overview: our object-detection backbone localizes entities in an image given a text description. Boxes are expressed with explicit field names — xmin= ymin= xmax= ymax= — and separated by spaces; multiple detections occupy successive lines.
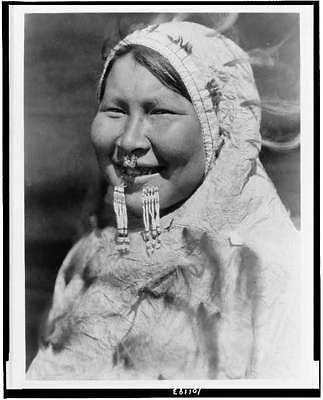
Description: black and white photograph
xmin=6 ymin=2 xmax=319 ymax=393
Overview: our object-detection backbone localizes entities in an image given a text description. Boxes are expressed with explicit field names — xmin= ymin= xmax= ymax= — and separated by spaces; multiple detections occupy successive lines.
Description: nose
xmin=116 ymin=114 xmax=150 ymax=156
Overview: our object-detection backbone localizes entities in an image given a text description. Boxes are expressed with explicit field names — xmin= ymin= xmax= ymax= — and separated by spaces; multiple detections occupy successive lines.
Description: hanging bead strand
xmin=113 ymin=186 xmax=129 ymax=253
xmin=142 ymin=188 xmax=152 ymax=254
xmin=154 ymin=187 xmax=161 ymax=249
xmin=141 ymin=186 xmax=161 ymax=255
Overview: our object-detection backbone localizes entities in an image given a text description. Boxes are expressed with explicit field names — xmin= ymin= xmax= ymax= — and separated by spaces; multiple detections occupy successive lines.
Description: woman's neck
xmin=126 ymin=202 xmax=183 ymax=231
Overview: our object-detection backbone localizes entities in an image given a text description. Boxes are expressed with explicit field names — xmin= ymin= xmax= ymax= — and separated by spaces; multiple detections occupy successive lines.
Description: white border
xmin=7 ymin=3 xmax=318 ymax=390
xmin=7 ymin=3 xmax=26 ymax=390
xmin=299 ymin=3 xmax=317 ymax=390
xmin=5 ymin=3 xmax=316 ymax=14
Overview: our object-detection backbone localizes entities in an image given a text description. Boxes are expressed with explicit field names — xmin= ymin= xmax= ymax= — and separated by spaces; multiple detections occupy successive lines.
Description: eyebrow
xmin=101 ymin=93 xmax=181 ymax=107
xmin=113 ymin=97 xmax=130 ymax=107
xmin=99 ymin=96 xmax=128 ymax=108
xmin=101 ymin=82 xmax=188 ymax=111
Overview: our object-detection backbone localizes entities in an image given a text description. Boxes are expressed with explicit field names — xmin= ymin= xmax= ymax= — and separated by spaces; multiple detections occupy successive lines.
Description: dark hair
xmin=99 ymin=44 xmax=191 ymax=102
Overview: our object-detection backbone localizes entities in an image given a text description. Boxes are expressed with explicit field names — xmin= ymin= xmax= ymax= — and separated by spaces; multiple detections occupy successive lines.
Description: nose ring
xmin=122 ymin=153 xmax=138 ymax=169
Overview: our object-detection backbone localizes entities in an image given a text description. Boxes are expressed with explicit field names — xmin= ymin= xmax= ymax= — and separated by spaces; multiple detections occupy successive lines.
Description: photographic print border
xmin=3 ymin=1 xmax=320 ymax=397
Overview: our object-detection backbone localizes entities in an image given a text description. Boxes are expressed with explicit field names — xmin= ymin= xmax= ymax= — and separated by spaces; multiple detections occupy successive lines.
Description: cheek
xmin=153 ymin=118 xmax=204 ymax=167
xmin=90 ymin=115 xmax=118 ymax=157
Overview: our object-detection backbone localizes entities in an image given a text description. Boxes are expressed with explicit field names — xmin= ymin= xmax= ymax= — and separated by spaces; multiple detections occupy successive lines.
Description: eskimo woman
xmin=27 ymin=21 xmax=301 ymax=380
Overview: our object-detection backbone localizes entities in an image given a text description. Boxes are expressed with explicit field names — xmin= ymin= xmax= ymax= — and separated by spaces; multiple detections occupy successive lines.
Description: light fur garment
xmin=27 ymin=22 xmax=300 ymax=380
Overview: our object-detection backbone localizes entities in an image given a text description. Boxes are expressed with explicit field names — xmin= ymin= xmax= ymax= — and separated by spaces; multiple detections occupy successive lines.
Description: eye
xmin=100 ymin=107 xmax=127 ymax=117
xmin=150 ymin=108 xmax=175 ymax=115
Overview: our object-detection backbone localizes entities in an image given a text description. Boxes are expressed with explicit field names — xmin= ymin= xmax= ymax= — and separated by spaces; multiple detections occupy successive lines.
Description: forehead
xmin=103 ymin=53 xmax=178 ymax=101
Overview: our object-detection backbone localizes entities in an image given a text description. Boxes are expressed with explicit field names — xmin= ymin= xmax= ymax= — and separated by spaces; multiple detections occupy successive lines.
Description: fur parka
xmin=27 ymin=22 xmax=300 ymax=380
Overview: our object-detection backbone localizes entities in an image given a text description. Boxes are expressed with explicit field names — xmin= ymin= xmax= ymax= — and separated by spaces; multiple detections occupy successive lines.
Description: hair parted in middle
xmin=98 ymin=44 xmax=191 ymax=103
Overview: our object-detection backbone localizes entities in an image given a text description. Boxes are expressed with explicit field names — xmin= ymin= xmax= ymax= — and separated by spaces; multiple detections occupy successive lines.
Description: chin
xmin=104 ymin=177 xmax=184 ymax=220
xmin=124 ymin=194 xmax=143 ymax=217
xmin=105 ymin=186 xmax=146 ymax=218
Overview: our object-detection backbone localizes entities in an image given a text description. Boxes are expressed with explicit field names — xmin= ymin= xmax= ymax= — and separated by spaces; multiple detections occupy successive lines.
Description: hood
xmin=99 ymin=21 xmax=264 ymax=233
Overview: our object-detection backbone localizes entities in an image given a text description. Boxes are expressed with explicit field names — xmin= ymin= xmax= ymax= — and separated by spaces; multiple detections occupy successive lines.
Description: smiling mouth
xmin=117 ymin=165 xmax=164 ymax=178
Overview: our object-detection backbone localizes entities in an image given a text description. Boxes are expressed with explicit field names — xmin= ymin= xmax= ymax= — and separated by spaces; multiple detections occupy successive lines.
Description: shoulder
xmin=62 ymin=227 xmax=115 ymax=274
xmin=58 ymin=232 xmax=100 ymax=281
xmin=50 ymin=228 xmax=115 ymax=311
xmin=37 ymin=228 xmax=116 ymax=353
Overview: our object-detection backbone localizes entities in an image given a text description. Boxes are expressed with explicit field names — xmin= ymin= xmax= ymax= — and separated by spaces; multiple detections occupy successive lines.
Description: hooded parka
xmin=27 ymin=22 xmax=300 ymax=380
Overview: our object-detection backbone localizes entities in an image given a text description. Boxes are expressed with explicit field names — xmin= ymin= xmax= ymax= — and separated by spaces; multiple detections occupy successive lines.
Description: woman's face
xmin=91 ymin=52 xmax=205 ymax=216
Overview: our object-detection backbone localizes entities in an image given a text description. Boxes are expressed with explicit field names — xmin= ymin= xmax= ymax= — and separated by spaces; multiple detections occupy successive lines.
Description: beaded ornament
xmin=113 ymin=185 xmax=129 ymax=253
xmin=142 ymin=186 xmax=161 ymax=255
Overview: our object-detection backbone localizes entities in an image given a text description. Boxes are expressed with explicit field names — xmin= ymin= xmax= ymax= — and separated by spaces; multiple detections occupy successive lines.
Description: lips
xmin=117 ymin=164 xmax=164 ymax=178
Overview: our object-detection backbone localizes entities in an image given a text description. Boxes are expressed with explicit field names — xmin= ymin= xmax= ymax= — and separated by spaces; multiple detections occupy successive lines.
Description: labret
xmin=113 ymin=185 xmax=161 ymax=255
xmin=114 ymin=153 xmax=161 ymax=255
xmin=113 ymin=152 xmax=137 ymax=253
xmin=122 ymin=153 xmax=138 ymax=169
